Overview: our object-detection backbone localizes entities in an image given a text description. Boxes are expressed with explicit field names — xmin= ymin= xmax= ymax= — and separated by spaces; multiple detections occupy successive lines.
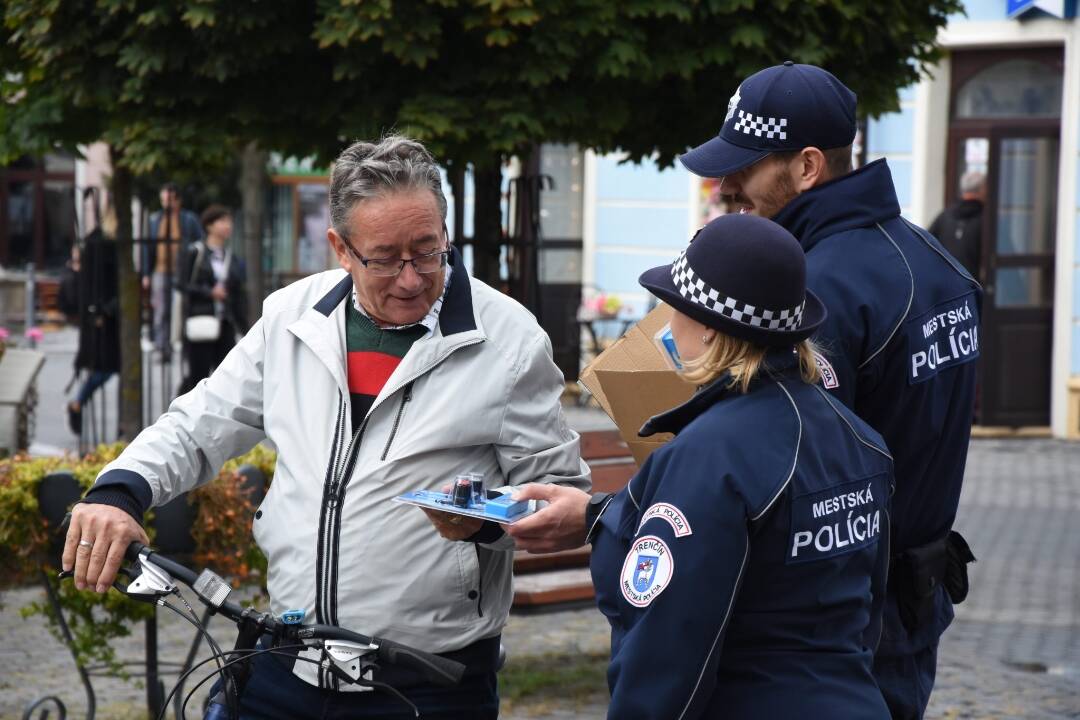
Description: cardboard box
xmin=579 ymin=304 xmax=694 ymax=465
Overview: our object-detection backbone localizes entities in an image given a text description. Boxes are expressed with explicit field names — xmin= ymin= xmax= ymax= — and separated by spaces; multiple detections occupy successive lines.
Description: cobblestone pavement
xmin=3 ymin=439 xmax=1078 ymax=719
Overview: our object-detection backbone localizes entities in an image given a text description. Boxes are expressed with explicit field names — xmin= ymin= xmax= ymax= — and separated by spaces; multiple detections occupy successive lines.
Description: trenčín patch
xmin=787 ymin=474 xmax=886 ymax=565
xmin=620 ymin=535 xmax=674 ymax=607
xmin=905 ymin=292 xmax=980 ymax=385
xmin=638 ymin=503 xmax=693 ymax=537
xmin=813 ymin=351 xmax=839 ymax=390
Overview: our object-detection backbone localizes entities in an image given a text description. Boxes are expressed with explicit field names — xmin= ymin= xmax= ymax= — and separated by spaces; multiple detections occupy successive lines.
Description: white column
xmin=1050 ymin=23 xmax=1080 ymax=437
xmin=581 ymin=149 xmax=598 ymax=289
xmin=911 ymin=57 xmax=951 ymax=227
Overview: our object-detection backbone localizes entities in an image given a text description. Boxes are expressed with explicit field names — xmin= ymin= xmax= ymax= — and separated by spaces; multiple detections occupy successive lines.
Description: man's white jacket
xmin=93 ymin=250 xmax=590 ymax=686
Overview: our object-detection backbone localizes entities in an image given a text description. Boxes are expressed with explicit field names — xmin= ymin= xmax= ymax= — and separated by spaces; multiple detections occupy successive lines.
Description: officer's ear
xmin=792 ymin=147 xmax=829 ymax=193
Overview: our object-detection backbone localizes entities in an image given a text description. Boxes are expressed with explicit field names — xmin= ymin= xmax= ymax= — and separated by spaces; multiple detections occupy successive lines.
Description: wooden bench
xmin=512 ymin=429 xmax=637 ymax=609
xmin=0 ymin=348 xmax=46 ymax=453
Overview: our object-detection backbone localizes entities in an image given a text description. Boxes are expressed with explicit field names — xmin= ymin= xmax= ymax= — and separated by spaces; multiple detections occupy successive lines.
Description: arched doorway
xmin=946 ymin=47 xmax=1063 ymax=426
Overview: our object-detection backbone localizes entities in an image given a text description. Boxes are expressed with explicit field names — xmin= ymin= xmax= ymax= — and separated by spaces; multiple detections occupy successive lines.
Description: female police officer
xmin=583 ymin=214 xmax=892 ymax=719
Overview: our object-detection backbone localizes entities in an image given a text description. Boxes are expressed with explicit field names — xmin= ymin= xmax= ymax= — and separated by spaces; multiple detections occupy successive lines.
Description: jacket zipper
xmin=315 ymin=391 xmax=346 ymax=689
xmin=380 ymin=382 xmax=414 ymax=461
xmin=316 ymin=391 xmax=345 ymax=625
xmin=314 ymin=337 xmax=484 ymax=673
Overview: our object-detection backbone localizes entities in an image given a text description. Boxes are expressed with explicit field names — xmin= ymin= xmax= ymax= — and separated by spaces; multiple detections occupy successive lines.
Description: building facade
xmin=578 ymin=0 xmax=1080 ymax=437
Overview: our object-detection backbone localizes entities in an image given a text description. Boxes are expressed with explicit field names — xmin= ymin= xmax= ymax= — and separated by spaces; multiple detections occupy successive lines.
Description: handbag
xmin=183 ymin=241 xmax=224 ymax=343
xmin=185 ymin=314 xmax=221 ymax=342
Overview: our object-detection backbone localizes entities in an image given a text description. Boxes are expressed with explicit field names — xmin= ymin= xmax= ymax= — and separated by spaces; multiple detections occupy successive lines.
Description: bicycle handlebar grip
xmin=125 ymin=540 xmax=148 ymax=563
xmin=375 ymin=638 xmax=466 ymax=688
xmin=124 ymin=541 xmax=200 ymax=585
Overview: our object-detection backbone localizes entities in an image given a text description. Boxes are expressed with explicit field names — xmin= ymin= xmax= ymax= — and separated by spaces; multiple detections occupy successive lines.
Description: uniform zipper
xmin=380 ymin=382 xmax=414 ymax=461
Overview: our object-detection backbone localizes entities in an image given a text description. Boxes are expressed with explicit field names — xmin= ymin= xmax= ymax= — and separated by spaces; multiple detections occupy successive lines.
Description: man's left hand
xmin=422 ymin=507 xmax=484 ymax=541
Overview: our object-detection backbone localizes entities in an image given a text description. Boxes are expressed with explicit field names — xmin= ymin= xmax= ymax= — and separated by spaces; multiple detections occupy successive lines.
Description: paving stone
xmin=3 ymin=438 xmax=1079 ymax=719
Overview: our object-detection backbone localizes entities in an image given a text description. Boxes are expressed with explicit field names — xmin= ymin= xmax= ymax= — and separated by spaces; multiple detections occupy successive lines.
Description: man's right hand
xmin=504 ymin=484 xmax=591 ymax=554
xmin=142 ymin=276 xmax=151 ymax=290
xmin=62 ymin=503 xmax=149 ymax=593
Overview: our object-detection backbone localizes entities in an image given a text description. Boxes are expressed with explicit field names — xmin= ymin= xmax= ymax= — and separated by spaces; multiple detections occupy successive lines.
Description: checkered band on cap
xmin=733 ymin=109 xmax=788 ymax=140
xmin=670 ymin=251 xmax=805 ymax=331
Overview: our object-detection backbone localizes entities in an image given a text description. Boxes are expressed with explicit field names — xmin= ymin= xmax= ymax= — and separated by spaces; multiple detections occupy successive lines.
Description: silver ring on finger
xmin=78 ymin=539 xmax=94 ymax=549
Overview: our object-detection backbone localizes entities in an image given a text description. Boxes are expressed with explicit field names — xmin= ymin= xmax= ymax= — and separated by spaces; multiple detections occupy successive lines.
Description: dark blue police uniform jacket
xmin=772 ymin=159 xmax=981 ymax=656
xmin=591 ymin=354 xmax=893 ymax=720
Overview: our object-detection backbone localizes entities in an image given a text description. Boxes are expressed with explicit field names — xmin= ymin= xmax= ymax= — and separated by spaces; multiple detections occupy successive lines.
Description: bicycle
xmin=59 ymin=540 xmax=466 ymax=720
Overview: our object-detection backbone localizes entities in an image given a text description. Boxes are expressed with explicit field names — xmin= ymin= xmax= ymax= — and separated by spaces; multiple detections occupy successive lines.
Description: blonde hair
xmin=679 ymin=332 xmax=821 ymax=393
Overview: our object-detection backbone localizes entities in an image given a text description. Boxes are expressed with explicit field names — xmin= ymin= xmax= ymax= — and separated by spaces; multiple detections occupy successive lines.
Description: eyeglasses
xmin=345 ymin=242 xmax=451 ymax=278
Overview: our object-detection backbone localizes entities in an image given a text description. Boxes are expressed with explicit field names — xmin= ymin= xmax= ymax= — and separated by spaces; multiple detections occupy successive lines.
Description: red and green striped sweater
xmin=346 ymin=302 xmax=426 ymax=429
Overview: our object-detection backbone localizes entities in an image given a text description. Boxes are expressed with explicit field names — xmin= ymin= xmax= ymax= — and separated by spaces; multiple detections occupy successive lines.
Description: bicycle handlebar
xmin=122 ymin=541 xmax=466 ymax=688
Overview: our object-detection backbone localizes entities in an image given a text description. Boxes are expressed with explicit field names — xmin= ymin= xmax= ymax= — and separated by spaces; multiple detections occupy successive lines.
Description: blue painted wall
xmin=591 ymin=155 xmax=693 ymax=330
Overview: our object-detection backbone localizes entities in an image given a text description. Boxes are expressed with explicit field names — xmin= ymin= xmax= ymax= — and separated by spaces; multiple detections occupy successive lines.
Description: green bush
xmin=0 ymin=443 xmax=275 ymax=675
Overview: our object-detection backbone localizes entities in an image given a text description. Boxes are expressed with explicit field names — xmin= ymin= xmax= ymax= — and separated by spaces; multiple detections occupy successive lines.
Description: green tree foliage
xmin=2 ymin=0 xmax=964 ymax=202
xmin=312 ymin=0 xmax=961 ymax=165
xmin=1 ymin=0 xmax=962 ymax=376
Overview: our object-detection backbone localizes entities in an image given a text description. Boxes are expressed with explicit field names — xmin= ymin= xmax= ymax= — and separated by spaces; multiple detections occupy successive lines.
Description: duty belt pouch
xmin=893 ymin=536 xmax=949 ymax=633
xmin=944 ymin=530 xmax=976 ymax=604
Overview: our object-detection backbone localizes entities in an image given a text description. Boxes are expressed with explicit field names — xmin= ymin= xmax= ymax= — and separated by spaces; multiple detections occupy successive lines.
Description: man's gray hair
xmin=329 ymin=135 xmax=448 ymax=239
xmin=960 ymin=170 xmax=986 ymax=196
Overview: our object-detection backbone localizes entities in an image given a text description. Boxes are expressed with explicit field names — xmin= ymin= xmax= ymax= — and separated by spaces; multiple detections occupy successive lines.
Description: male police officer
xmin=674 ymin=63 xmax=979 ymax=719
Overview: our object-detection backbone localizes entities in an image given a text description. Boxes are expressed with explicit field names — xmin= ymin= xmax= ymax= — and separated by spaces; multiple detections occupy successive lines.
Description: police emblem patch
xmin=813 ymin=351 xmax=839 ymax=390
xmin=638 ymin=503 xmax=693 ymax=537
xmin=620 ymin=535 xmax=673 ymax=607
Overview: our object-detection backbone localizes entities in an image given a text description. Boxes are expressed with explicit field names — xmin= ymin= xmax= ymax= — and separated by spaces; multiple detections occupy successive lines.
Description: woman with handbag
xmin=178 ymin=205 xmax=248 ymax=395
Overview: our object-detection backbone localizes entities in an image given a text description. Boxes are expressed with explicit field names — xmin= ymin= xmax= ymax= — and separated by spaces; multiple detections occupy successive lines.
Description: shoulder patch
xmin=620 ymin=536 xmax=674 ymax=607
xmin=637 ymin=503 xmax=693 ymax=537
xmin=813 ymin=351 xmax=839 ymax=389
xmin=788 ymin=474 xmax=887 ymax=564
xmin=905 ymin=291 xmax=980 ymax=385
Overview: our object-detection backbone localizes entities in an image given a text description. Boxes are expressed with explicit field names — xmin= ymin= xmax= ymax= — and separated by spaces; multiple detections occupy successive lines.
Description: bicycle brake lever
xmin=123 ymin=558 xmax=175 ymax=598
xmin=324 ymin=640 xmax=378 ymax=685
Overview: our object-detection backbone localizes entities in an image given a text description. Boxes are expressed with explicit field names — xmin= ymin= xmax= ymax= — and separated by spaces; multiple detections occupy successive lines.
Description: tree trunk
xmin=471 ymin=157 xmax=504 ymax=288
xmin=240 ymin=141 xmax=267 ymax=321
xmin=109 ymin=148 xmax=142 ymax=438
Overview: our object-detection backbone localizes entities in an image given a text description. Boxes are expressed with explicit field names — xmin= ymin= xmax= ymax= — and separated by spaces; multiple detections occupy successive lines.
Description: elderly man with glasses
xmin=63 ymin=135 xmax=590 ymax=719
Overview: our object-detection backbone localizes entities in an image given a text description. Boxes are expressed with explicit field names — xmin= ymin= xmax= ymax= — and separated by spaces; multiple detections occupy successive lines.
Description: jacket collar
xmin=290 ymin=246 xmax=483 ymax=402
xmin=313 ymin=246 xmax=477 ymax=336
xmin=639 ymin=347 xmax=800 ymax=437
xmin=771 ymin=159 xmax=901 ymax=253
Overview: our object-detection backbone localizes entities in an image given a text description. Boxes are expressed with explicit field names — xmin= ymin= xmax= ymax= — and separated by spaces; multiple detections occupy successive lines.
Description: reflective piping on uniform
xmin=873 ymin=506 xmax=892 ymax=651
xmin=859 ymin=223 xmax=914 ymax=370
xmin=677 ymin=534 xmax=749 ymax=720
xmin=901 ymin=217 xmax=982 ymax=289
xmin=751 ymin=379 xmax=802 ymax=523
xmin=626 ymin=478 xmax=641 ymax=511
xmin=586 ymin=494 xmax=616 ymax=543
xmin=811 ymin=385 xmax=893 ymax=462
